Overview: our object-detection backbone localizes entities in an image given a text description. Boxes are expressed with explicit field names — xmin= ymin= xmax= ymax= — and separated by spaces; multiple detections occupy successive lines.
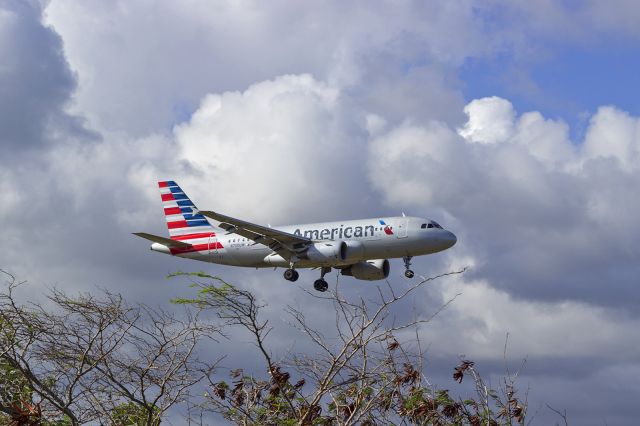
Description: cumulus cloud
xmin=458 ymin=96 xmax=516 ymax=144
xmin=421 ymin=276 xmax=640 ymax=361
xmin=582 ymin=106 xmax=640 ymax=171
xmin=171 ymin=74 xmax=371 ymax=223
xmin=43 ymin=0 xmax=489 ymax=135
xmin=0 ymin=1 xmax=177 ymax=295
xmin=369 ymin=96 xmax=640 ymax=311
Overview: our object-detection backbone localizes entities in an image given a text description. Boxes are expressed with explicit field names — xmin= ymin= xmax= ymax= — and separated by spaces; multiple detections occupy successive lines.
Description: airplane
xmin=134 ymin=181 xmax=457 ymax=292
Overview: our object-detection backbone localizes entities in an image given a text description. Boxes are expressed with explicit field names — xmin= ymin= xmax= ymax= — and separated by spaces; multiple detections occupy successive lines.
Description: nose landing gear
xmin=313 ymin=266 xmax=331 ymax=292
xmin=403 ymin=256 xmax=414 ymax=278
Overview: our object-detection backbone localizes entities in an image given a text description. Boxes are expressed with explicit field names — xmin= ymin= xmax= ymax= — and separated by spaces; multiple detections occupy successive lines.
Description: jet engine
xmin=342 ymin=240 xmax=365 ymax=262
xmin=341 ymin=259 xmax=390 ymax=281
xmin=304 ymin=241 xmax=347 ymax=264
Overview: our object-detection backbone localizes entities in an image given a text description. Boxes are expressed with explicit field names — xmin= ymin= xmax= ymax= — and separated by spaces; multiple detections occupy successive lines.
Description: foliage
xmin=0 ymin=268 xmax=538 ymax=425
xmin=172 ymin=269 xmax=529 ymax=425
xmin=110 ymin=402 xmax=161 ymax=426
xmin=0 ymin=270 xmax=218 ymax=425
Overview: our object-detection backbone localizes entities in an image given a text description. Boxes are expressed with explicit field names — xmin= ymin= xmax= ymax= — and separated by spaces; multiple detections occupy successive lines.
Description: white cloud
xmin=368 ymin=120 xmax=470 ymax=207
xmin=421 ymin=275 xmax=640 ymax=361
xmin=582 ymin=106 xmax=640 ymax=172
xmin=458 ymin=96 xmax=516 ymax=144
xmin=513 ymin=111 xmax=574 ymax=167
xmin=369 ymin=96 xmax=640 ymax=311
xmin=43 ymin=0 xmax=489 ymax=135
xmin=41 ymin=0 xmax=640 ymax=138
xmin=172 ymin=73 xmax=370 ymax=223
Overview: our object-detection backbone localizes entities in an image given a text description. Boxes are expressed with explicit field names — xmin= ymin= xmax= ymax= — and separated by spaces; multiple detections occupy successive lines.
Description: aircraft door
xmin=396 ymin=219 xmax=408 ymax=238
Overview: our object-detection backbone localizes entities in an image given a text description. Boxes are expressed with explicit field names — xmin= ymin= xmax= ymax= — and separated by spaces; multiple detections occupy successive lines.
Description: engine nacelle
xmin=342 ymin=240 xmax=364 ymax=262
xmin=304 ymin=241 xmax=347 ymax=264
xmin=341 ymin=259 xmax=390 ymax=281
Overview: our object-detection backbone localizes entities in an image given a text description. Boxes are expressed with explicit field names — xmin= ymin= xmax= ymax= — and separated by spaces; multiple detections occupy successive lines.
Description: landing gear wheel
xmin=284 ymin=269 xmax=299 ymax=282
xmin=314 ymin=279 xmax=328 ymax=292
xmin=402 ymin=256 xmax=414 ymax=278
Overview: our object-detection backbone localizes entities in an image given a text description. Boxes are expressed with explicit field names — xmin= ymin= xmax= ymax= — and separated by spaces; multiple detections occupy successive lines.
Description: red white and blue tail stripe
xmin=158 ymin=181 xmax=215 ymax=244
xmin=133 ymin=181 xmax=222 ymax=255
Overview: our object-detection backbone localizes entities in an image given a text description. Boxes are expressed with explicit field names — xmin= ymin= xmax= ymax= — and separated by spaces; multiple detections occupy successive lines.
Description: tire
xmin=404 ymin=269 xmax=415 ymax=279
xmin=284 ymin=269 xmax=297 ymax=281
xmin=314 ymin=279 xmax=328 ymax=292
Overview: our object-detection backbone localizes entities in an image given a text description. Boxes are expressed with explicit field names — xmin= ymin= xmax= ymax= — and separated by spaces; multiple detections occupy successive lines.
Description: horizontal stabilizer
xmin=133 ymin=232 xmax=192 ymax=249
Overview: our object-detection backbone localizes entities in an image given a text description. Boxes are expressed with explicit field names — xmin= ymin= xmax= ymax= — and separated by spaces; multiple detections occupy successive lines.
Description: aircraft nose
xmin=443 ymin=230 xmax=457 ymax=248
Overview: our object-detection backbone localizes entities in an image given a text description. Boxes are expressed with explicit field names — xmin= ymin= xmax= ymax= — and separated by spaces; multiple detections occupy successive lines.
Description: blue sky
xmin=461 ymin=42 xmax=640 ymax=140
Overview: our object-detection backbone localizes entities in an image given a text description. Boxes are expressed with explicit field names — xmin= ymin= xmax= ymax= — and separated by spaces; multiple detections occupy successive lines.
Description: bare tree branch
xmin=1 ymin=270 xmax=219 ymax=425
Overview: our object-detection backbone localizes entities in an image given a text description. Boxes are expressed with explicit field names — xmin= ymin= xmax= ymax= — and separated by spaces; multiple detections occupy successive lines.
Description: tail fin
xmin=158 ymin=180 xmax=215 ymax=240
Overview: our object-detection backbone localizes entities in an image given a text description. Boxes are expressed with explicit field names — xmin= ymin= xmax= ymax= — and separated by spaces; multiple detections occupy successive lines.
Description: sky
xmin=1 ymin=0 xmax=640 ymax=423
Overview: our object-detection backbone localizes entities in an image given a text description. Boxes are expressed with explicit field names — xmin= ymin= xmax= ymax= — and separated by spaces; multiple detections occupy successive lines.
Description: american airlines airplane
xmin=134 ymin=181 xmax=457 ymax=292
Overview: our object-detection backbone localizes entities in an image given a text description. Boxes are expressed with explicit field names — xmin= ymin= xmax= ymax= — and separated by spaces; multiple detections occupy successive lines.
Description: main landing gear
xmin=313 ymin=267 xmax=331 ymax=292
xmin=283 ymin=267 xmax=330 ymax=292
xmin=403 ymin=256 xmax=415 ymax=278
xmin=283 ymin=268 xmax=299 ymax=282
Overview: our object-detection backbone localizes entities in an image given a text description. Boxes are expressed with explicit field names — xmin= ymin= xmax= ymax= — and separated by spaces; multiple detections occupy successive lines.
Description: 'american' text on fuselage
xmin=293 ymin=224 xmax=376 ymax=240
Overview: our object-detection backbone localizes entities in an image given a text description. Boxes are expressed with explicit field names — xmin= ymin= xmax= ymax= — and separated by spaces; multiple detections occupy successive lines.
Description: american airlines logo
xmin=379 ymin=219 xmax=394 ymax=235
xmin=293 ymin=223 xmax=381 ymax=240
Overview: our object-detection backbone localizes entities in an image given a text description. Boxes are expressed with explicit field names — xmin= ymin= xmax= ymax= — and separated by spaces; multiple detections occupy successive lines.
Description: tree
xmin=172 ymin=269 xmax=529 ymax=425
xmin=2 ymin=268 xmax=533 ymax=425
xmin=1 ymin=331 xmax=47 ymax=425
xmin=0 ymin=270 xmax=218 ymax=425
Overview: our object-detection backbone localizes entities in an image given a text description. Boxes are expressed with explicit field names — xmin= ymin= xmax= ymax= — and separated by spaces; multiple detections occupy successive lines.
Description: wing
xmin=133 ymin=232 xmax=193 ymax=249
xmin=197 ymin=210 xmax=311 ymax=260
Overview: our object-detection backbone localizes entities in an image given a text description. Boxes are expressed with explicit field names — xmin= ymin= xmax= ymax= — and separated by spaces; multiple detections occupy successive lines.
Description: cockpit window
xmin=422 ymin=221 xmax=443 ymax=229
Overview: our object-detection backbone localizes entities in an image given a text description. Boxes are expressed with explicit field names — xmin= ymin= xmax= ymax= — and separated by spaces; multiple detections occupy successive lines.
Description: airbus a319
xmin=134 ymin=181 xmax=457 ymax=292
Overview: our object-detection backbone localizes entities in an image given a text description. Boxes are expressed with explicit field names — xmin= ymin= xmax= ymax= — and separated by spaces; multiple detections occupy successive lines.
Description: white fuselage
xmin=152 ymin=216 xmax=456 ymax=268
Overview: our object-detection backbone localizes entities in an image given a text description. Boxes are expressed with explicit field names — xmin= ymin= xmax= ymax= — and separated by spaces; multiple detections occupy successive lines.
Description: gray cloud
xmin=44 ymin=0 xmax=490 ymax=136
xmin=0 ymin=0 xmax=78 ymax=154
